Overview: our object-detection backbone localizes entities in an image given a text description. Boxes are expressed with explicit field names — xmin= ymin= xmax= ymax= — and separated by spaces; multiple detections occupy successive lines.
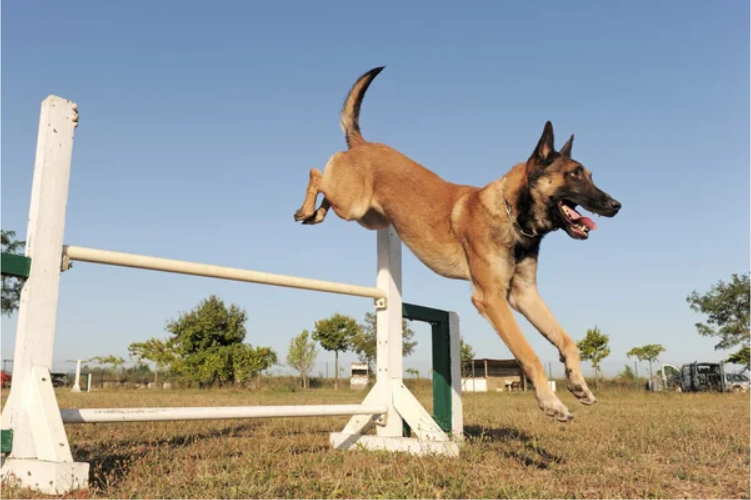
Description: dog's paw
xmin=537 ymin=393 xmax=574 ymax=422
xmin=294 ymin=208 xmax=312 ymax=222
xmin=301 ymin=207 xmax=326 ymax=225
xmin=569 ymin=383 xmax=597 ymax=406
xmin=565 ymin=373 xmax=597 ymax=406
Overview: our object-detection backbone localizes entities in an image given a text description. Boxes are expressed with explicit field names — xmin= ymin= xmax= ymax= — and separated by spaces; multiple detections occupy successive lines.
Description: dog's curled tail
xmin=340 ymin=66 xmax=385 ymax=148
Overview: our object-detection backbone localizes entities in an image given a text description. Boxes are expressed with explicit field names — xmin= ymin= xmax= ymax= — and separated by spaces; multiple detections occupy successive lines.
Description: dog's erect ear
xmin=559 ymin=134 xmax=574 ymax=158
xmin=534 ymin=121 xmax=555 ymax=160
xmin=527 ymin=121 xmax=556 ymax=177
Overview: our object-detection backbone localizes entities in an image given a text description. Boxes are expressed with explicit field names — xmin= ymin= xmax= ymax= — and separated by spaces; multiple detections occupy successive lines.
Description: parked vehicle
xmin=1 ymin=359 xmax=12 ymax=388
xmin=678 ymin=362 xmax=727 ymax=392
xmin=724 ymin=372 xmax=750 ymax=392
xmin=50 ymin=372 xmax=69 ymax=388
xmin=657 ymin=364 xmax=681 ymax=391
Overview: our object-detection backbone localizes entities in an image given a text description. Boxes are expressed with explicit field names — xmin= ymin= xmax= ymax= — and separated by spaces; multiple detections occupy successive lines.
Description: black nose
xmin=609 ymin=199 xmax=622 ymax=211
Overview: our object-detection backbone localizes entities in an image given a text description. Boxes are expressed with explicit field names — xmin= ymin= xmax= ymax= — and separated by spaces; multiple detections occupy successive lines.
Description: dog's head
xmin=525 ymin=122 xmax=621 ymax=240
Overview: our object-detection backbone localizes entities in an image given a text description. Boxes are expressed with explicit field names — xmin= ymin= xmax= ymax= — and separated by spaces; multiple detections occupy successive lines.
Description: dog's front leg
xmin=468 ymin=254 xmax=573 ymax=422
xmin=509 ymin=277 xmax=597 ymax=406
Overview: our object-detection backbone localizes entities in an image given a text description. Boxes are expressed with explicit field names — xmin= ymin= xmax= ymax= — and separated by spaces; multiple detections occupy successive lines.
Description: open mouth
xmin=558 ymin=200 xmax=597 ymax=239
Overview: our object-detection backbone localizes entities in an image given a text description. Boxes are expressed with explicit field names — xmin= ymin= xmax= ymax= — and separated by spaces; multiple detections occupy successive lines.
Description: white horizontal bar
xmin=60 ymin=404 xmax=387 ymax=423
xmin=63 ymin=246 xmax=385 ymax=300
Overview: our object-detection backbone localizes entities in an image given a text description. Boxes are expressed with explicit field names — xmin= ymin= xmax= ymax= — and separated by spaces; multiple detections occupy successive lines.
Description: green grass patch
xmin=1 ymin=387 xmax=748 ymax=498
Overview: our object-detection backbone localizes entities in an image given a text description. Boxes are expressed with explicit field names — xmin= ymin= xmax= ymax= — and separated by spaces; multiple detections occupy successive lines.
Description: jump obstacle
xmin=0 ymin=96 xmax=464 ymax=494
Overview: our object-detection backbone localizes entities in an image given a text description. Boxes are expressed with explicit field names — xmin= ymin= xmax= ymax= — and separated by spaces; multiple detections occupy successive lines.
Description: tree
xmin=406 ymin=368 xmax=420 ymax=379
xmin=128 ymin=361 xmax=155 ymax=384
xmin=576 ymin=326 xmax=611 ymax=391
xmin=350 ymin=312 xmax=417 ymax=373
xmin=166 ymin=295 xmax=276 ymax=387
xmin=726 ymin=345 xmax=750 ymax=371
xmin=460 ymin=337 xmax=475 ymax=377
xmin=286 ymin=330 xmax=319 ymax=388
xmin=175 ymin=346 xmax=233 ymax=386
xmin=618 ymin=364 xmax=636 ymax=380
xmin=627 ymin=344 xmax=666 ymax=388
xmin=88 ymin=355 xmax=126 ymax=381
xmin=1 ymin=230 xmax=25 ymax=317
xmin=128 ymin=338 xmax=177 ymax=383
xmin=687 ymin=273 xmax=750 ymax=365
xmin=230 ymin=344 xmax=278 ymax=385
xmin=312 ymin=313 xmax=361 ymax=389
xmin=167 ymin=295 xmax=247 ymax=353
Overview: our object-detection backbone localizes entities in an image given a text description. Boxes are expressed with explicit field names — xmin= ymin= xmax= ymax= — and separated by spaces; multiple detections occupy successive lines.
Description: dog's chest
xmin=512 ymin=239 xmax=540 ymax=262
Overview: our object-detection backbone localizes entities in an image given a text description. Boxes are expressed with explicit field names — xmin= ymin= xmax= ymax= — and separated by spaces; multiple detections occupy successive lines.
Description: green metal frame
xmin=402 ymin=303 xmax=454 ymax=434
xmin=1 ymin=254 xmax=28 ymax=455
xmin=1 ymin=252 xmax=31 ymax=279
xmin=1 ymin=429 xmax=12 ymax=454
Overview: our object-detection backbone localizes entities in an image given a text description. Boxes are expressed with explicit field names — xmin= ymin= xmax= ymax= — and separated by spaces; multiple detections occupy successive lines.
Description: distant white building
xmin=461 ymin=358 xmax=528 ymax=392
xmin=350 ymin=362 xmax=369 ymax=390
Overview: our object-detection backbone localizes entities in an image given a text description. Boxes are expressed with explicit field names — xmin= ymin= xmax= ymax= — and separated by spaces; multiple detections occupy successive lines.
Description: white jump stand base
xmin=1 ymin=459 xmax=89 ymax=495
xmin=329 ymin=380 xmax=462 ymax=458
xmin=330 ymin=434 xmax=460 ymax=457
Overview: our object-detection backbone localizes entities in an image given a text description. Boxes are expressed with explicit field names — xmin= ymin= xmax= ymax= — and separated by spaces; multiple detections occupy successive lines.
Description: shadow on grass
xmin=73 ymin=421 xmax=261 ymax=490
xmin=464 ymin=425 xmax=565 ymax=469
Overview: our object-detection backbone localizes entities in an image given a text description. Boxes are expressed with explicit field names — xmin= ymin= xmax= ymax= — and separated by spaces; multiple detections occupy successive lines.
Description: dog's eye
xmin=567 ymin=167 xmax=584 ymax=178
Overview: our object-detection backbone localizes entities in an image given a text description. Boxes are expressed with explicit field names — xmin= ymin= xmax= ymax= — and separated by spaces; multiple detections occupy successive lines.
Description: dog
xmin=294 ymin=67 xmax=621 ymax=421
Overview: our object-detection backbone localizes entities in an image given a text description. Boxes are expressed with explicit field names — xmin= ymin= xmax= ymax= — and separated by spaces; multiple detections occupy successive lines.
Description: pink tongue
xmin=568 ymin=208 xmax=597 ymax=230
xmin=580 ymin=217 xmax=597 ymax=230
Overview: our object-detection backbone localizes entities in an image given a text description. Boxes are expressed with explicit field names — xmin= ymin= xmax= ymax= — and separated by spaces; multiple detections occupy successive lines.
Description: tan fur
xmin=294 ymin=69 xmax=620 ymax=421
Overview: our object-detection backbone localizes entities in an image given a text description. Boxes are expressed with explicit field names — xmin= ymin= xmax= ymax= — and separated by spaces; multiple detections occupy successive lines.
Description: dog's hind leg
xmin=294 ymin=168 xmax=325 ymax=223
xmin=509 ymin=259 xmax=596 ymax=405
xmin=302 ymin=198 xmax=331 ymax=225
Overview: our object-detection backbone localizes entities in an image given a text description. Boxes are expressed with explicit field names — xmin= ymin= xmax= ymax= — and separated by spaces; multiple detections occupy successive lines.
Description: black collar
xmin=501 ymin=178 xmax=538 ymax=239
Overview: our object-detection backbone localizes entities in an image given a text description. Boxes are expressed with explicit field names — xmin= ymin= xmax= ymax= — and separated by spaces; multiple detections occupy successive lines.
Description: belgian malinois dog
xmin=294 ymin=67 xmax=621 ymax=421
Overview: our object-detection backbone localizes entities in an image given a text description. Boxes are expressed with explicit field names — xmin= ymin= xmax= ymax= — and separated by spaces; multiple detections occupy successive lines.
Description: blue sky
xmin=2 ymin=1 xmax=748 ymax=378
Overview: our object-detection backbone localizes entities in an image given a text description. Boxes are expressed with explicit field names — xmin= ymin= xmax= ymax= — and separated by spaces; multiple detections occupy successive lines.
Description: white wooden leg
xmin=375 ymin=227 xmax=403 ymax=437
xmin=0 ymin=96 xmax=88 ymax=494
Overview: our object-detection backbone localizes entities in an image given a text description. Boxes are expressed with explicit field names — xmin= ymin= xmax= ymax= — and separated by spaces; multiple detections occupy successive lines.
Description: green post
xmin=0 ymin=253 xmax=28 ymax=458
xmin=430 ymin=316 xmax=452 ymax=432
xmin=1 ymin=253 xmax=32 ymax=278
xmin=1 ymin=429 xmax=13 ymax=454
xmin=402 ymin=303 xmax=453 ymax=433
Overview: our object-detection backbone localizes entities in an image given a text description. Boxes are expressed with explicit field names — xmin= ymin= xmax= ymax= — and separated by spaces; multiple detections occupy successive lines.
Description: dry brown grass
xmin=1 ymin=386 xmax=749 ymax=499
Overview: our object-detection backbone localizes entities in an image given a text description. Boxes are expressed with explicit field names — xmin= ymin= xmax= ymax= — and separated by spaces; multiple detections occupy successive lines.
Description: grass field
xmin=1 ymin=385 xmax=749 ymax=499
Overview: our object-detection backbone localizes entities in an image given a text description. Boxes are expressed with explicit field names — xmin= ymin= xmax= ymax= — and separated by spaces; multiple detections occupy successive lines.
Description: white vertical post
xmin=71 ymin=360 xmax=82 ymax=392
xmin=333 ymin=228 xmax=460 ymax=456
xmin=1 ymin=95 xmax=89 ymax=494
xmin=87 ymin=373 xmax=92 ymax=393
xmin=448 ymin=312 xmax=464 ymax=439
xmin=375 ymin=227 xmax=403 ymax=437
